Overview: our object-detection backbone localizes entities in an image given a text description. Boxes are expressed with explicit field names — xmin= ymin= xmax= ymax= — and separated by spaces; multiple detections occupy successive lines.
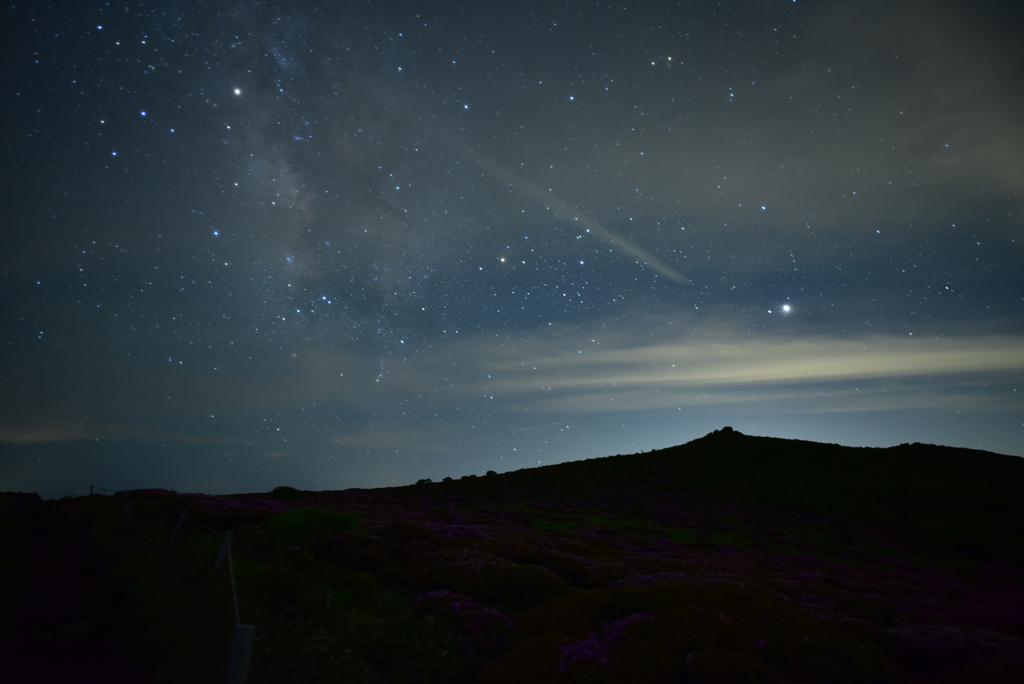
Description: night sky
xmin=3 ymin=0 xmax=1023 ymax=498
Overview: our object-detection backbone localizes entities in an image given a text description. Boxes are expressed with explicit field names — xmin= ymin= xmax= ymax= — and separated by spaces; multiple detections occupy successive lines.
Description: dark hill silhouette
xmin=3 ymin=430 xmax=1024 ymax=682
xmin=449 ymin=428 xmax=1024 ymax=565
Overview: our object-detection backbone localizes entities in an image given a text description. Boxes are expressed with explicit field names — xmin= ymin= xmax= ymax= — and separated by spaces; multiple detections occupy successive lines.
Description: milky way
xmin=2 ymin=0 xmax=1023 ymax=497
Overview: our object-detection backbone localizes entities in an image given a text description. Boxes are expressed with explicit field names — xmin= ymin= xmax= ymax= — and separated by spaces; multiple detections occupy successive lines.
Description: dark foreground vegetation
xmin=3 ymin=428 xmax=1024 ymax=682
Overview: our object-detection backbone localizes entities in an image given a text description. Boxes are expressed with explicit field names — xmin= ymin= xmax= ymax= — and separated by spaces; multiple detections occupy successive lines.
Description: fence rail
xmin=105 ymin=488 xmax=254 ymax=684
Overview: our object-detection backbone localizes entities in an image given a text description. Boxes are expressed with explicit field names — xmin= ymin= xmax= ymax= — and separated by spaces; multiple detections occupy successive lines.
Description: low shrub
xmin=265 ymin=508 xmax=363 ymax=545
xmin=416 ymin=590 xmax=515 ymax=655
xmin=269 ymin=486 xmax=302 ymax=500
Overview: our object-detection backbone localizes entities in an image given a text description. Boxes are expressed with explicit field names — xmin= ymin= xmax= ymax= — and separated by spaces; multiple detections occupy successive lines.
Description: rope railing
xmin=186 ymin=512 xmax=226 ymax=537
xmin=110 ymin=492 xmax=254 ymax=683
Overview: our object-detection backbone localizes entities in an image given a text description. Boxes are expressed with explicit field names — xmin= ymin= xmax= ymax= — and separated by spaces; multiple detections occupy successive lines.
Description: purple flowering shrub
xmin=232 ymin=497 xmax=292 ymax=512
xmin=302 ymin=519 xmax=442 ymax=567
xmin=483 ymin=576 xmax=917 ymax=683
xmin=556 ymin=613 xmax=654 ymax=670
xmin=185 ymin=494 xmax=274 ymax=528
xmin=421 ymin=521 xmax=491 ymax=540
xmin=404 ymin=549 xmax=570 ymax=608
xmin=382 ymin=519 xmax=443 ymax=546
xmin=403 ymin=549 xmax=508 ymax=596
xmin=583 ymin=555 xmax=691 ymax=588
xmin=400 ymin=538 xmax=439 ymax=560
xmin=499 ymin=545 xmax=595 ymax=585
xmin=306 ymin=529 xmax=391 ymax=570
xmin=188 ymin=494 xmax=247 ymax=512
xmin=884 ymin=624 xmax=1024 ymax=675
xmin=415 ymin=590 xmax=515 ymax=654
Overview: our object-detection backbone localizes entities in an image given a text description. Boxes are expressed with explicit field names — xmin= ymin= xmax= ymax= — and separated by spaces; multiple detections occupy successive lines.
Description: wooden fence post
xmin=168 ymin=509 xmax=188 ymax=546
xmin=225 ymin=623 xmax=255 ymax=684
xmin=213 ymin=531 xmax=233 ymax=572
xmin=119 ymin=499 xmax=134 ymax=526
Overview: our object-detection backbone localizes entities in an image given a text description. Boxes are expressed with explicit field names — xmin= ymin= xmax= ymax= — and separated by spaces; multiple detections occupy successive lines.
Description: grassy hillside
xmin=3 ymin=429 xmax=1024 ymax=682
